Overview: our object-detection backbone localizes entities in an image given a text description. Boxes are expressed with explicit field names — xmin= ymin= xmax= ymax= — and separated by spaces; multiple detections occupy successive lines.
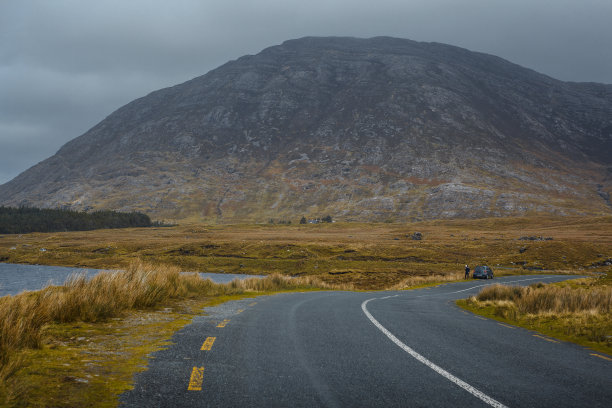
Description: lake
xmin=0 ymin=263 xmax=262 ymax=297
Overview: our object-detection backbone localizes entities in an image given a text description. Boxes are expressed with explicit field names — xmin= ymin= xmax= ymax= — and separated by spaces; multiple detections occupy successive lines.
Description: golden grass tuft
xmin=464 ymin=281 xmax=612 ymax=352
xmin=476 ymin=283 xmax=612 ymax=314
xmin=229 ymin=273 xmax=353 ymax=292
xmin=391 ymin=272 xmax=464 ymax=289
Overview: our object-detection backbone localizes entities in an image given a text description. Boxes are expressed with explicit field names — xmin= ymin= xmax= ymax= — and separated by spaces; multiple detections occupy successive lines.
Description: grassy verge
xmin=457 ymin=277 xmax=612 ymax=355
xmin=0 ymin=261 xmax=347 ymax=407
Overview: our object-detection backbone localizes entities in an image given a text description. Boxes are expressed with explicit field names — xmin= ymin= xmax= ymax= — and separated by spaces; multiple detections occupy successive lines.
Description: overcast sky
xmin=1 ymin=0 xmax=611 ymax=184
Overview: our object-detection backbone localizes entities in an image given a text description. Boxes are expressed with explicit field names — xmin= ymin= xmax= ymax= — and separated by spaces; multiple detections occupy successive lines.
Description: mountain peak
xmin=1 ymin=37 xmax=611 ymax=221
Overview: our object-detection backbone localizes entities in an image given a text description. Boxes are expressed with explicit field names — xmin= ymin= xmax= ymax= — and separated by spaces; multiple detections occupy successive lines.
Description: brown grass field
xmin=0 ymin=216 xmax=610 ymax=406
xmin=1 ymin=216 xmax=611 ymax=289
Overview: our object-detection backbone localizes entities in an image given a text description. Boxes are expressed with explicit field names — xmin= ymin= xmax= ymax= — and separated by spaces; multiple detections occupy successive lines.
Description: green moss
xmin=3 ymin=299 xmax=206 ymax=407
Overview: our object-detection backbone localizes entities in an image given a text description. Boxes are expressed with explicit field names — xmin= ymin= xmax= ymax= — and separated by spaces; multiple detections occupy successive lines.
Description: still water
xmin=0 ymin=263 xmax=261 ymax=297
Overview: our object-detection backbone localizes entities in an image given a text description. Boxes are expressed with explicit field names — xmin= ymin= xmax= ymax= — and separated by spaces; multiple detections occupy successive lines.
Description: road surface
xmin=120 ymin=275 xmax=611 ymax=407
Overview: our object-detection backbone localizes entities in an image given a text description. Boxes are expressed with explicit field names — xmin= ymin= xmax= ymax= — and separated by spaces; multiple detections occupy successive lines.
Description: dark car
xmin=472 ymin=265 xmax=494 ymax=279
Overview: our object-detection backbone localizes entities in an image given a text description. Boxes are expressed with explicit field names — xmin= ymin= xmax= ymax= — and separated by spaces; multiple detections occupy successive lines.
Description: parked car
xmin=472 ymin=265 xmax=494 ymax=279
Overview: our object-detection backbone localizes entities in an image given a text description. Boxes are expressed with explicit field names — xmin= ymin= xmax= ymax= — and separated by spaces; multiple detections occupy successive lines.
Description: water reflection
xmin=0 ymin=263 xmax=103 ymax=296
xmin=0 ymin=263 xmax=263 ymax=297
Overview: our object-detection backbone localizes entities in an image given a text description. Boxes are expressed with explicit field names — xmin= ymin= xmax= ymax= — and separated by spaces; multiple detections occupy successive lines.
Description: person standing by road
xmin=464 ymin=265 xmax=470 ymax=279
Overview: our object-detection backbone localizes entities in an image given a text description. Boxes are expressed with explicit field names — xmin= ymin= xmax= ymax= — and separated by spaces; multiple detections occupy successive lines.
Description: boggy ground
xmin=1 ymin=216 xmax=611 ymax=289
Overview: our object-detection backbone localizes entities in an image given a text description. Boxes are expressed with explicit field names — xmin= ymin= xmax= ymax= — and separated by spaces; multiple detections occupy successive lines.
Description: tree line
xmin=0 ymin=206 xmax=154 ymax=234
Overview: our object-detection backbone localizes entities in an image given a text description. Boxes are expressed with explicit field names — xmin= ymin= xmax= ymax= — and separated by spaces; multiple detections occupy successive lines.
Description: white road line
xmin=362 ymin=298 xmax=508 ymax=408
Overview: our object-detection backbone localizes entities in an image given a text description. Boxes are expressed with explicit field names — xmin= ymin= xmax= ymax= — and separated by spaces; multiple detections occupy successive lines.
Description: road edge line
xmin=361 ymin=298 xmax=508 ymax=408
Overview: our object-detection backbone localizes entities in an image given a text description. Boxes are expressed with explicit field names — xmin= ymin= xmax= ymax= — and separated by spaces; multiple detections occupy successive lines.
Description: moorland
xmin=1 ymin=216 xmax=611 ymax=289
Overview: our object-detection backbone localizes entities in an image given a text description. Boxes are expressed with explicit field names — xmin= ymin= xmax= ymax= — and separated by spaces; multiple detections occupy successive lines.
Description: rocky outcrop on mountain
xmin=1 ymin=36 xmax=611 ymax=222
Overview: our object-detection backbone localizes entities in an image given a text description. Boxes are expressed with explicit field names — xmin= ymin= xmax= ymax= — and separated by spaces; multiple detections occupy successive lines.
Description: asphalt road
xmin=120 ymin=275 xmax=611 ymax=407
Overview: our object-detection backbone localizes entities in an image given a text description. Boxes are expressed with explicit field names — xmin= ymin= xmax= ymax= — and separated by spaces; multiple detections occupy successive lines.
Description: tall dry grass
xmin=470 ymin=282 xmax=612 ymax=349
xmin=229 ymin=273 xmax=352 ymax=292
xmin=0 ymin=261 xmax=344 ymax=386
xmin=391 ymin=272 xmax=464 ymax=290
xmin=476 ymin=283 xmax=612 ymax=314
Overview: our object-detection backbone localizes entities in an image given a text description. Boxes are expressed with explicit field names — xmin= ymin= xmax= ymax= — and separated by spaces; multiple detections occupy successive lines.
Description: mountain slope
xmin=1 ymin=36 xmax=611 ymax=222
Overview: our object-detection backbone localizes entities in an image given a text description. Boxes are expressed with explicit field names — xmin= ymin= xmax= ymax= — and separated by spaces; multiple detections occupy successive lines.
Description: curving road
xmin=120 ymin=276 xmax=611 ymax=407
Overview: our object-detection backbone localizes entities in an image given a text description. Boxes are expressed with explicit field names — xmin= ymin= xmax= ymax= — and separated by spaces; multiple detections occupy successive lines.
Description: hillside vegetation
xmin=2 ymin=37 xmax=610 ymax=221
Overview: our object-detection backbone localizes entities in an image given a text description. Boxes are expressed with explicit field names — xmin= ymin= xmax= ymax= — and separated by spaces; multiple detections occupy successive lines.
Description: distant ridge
xmin=1 ymin=36 xmax=611 ymax=222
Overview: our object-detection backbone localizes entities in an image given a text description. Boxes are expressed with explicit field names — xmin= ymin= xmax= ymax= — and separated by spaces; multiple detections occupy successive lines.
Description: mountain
xmin=1 ymin=36 xmax=611 ymax=222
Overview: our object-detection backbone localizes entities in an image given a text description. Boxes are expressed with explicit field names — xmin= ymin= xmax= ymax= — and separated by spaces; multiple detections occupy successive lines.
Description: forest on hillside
xmin=0 ymin=207 xmax=153 ymax=234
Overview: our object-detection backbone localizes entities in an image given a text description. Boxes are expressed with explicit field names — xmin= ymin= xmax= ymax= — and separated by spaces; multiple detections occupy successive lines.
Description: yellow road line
xmin=200 ymin=337 xmax=216 ymax=351
xmin=475 ymin=316 xmax=487 ymax=321
xmin=249 ymin=302 xmax=257 ymax=307
xmin=497 ymin=323 xmax=515 ymax=329
xmin=187 ymin=367 xmax=205 ymax=391
xmin=237 ymin=309 xmax=244 ymax=314
xmin=590 ymin=353 xmax=612 ymax=361
xmin=533 ymin=335 xmax=559 ymax=343
xmin=217 ymin=319 xmax=230 ymax=328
